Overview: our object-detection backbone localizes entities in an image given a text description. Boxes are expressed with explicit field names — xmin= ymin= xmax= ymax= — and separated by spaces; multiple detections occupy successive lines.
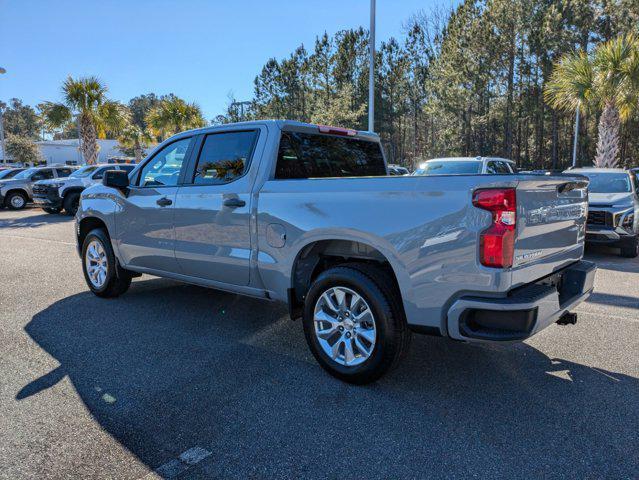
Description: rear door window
xmin=31 ymin=169 xmax=54 ymax=181
xmin=190 ymin=130 xmax=258 ymax=185
xmin=275 ymin=132 xmax=386 ymax=179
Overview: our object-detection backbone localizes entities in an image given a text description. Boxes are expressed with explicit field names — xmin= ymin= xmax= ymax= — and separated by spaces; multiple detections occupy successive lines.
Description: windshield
xmin=13 ymin=168 xmax=38 ymax=180
xmin=70 ymin=165 xmax=99 ymax=178
xmin=413 ymin=160 xmax=482 ymax=175
xmin=0 ymin=169 xmax=24 ymax=179
xmin=582 ymin=173 xmax=631 ymax=193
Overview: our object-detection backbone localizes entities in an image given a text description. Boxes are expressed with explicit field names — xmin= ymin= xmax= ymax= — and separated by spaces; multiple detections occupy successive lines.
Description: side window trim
xmin=181 ymin=129 xmax=260 ymax=187
xmin=133 ymin=136 xmax=195 ymax=188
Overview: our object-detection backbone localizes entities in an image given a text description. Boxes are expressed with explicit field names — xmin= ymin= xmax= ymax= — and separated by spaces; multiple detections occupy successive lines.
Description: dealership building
xmin=35 ymin=139 xmax=123 ymax=165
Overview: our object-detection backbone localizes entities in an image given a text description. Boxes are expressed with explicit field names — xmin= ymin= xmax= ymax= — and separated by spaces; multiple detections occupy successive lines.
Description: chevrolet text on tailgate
xmin=75 ymin=120 xmax=596 ymax=384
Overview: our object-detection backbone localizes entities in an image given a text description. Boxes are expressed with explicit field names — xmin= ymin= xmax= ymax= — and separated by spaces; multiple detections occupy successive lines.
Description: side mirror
xmin=103 ymin=169 xmax=129 ymax=190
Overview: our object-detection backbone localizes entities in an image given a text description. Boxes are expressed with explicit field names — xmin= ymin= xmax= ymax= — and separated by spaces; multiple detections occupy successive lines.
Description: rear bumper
xmin=447 ymin=260 xmax=596 ymax=342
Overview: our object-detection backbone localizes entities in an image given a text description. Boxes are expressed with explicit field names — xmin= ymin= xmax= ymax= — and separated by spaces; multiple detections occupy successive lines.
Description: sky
xmin=1 ymin=0 xmax=453 ymax=120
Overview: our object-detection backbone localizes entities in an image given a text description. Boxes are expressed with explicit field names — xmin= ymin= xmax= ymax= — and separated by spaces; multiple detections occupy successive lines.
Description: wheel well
xmin=289 ymin=240 xmax=402 ymax=319
xmin=78 ymin=217 xmax=109 ymax=247
xmin=63 ymin=187 xmax=84 ymax=198
xmin=4 ymin=188 xmax=28 ymax=200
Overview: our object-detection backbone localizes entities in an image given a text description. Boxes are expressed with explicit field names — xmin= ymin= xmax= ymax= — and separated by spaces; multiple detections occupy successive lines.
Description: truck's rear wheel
xmin=82 ymin=228 xmax=132 ymax=298
xmin=302 ymin=264 xmax=411 ymax=384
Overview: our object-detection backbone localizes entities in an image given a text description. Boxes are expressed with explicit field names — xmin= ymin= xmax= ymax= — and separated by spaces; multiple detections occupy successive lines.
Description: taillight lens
xmin=472 ymin=188 xmax=517 ymax=268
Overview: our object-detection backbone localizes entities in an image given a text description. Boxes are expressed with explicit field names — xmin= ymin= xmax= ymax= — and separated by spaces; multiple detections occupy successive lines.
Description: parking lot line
xmin=0 ymin=233 xmax=76 ymax=246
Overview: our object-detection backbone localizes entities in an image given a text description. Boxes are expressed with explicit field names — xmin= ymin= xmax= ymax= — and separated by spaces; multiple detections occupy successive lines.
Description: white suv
xmin=413 ymin=157 xmax=516 ymax=175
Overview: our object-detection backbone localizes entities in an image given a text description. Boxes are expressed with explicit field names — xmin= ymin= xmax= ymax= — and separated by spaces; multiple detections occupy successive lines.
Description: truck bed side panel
xmin=256 ymin=174 xmax=587 ymax=333
xmin=256 ymin=176 xmax=507 ymax=331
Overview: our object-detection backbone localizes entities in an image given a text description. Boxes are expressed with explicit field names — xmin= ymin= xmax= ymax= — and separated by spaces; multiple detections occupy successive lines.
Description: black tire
xmin=43 ymin=207 xmax=61 ymax=214
xmin=620 ymin=236 xmax=639 ymax=258
xmin=302 ymin=263 xmax=411 ymax=384
xmin=6 ymin=191 xmax=28 ymax=210
xmin=63 ymin=192 xmax=81 ymax=216
xmin=81 ymin=228 xmax=132 ymax=298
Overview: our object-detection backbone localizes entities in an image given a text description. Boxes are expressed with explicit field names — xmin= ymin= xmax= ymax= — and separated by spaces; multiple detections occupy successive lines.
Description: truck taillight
xmin=472 ymin=188 xmax=516 ymax=268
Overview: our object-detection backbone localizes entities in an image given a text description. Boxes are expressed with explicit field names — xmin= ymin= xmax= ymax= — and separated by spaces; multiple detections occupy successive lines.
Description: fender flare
xmin=61 ymin=186 xmax=85 ymax=198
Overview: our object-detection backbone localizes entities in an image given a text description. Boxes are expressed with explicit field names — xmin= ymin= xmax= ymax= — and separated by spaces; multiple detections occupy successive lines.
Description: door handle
xmin=223 ymin=198 xmax=246 ymax=208
xmin=156 ymin=197 xmax=173 ymax=207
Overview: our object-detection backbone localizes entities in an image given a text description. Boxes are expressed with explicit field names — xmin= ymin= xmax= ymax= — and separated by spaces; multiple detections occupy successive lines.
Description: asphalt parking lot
xmin=0 ymin=208 xmax=638 ymax=479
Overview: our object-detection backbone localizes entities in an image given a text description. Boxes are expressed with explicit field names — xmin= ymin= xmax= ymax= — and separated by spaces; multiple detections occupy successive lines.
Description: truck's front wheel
xmin=620 ymin=236 xmax=639 ymax=258
xmin=63 ymin=192 xmax=81 ymax=216
xmin=6 ymin=191 xmax=27 ymax=210
xmin=302 ymin=264 xmax=411 ymax=384
xmin=82 ymin=228 xmax=132 ymax=298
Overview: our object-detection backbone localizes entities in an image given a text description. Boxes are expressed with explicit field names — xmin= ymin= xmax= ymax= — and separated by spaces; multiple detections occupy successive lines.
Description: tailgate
xmin=513 ymin=175 xmax=588 ymax=270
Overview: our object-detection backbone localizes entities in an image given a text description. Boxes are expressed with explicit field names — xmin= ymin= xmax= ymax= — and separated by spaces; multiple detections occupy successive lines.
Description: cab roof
xmin=178 ymin=119 xmax=379 ymax=141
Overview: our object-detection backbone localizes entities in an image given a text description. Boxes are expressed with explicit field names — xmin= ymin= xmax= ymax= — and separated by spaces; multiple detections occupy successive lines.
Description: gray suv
xmin=0 ymin=165 xmax=76 ymax=210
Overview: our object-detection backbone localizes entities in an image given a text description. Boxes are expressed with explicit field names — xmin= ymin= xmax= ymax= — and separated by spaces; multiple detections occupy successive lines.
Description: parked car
xmin=569 ymin=167 xmax=639 ymax=258
xmin=413 ymin=157 xmax=517 ymax=175
xmin=387 ymin=164 xmax=410 ymax=175
xmin=0 ymin=167 xmax=27 ymax=180
xmin=33 ymin=163 xmax=136 ymax=215
xmin=76 ymin=120 xmax=595 ymax=383
xmin=0 ymin=165 xmax=77 ymax=210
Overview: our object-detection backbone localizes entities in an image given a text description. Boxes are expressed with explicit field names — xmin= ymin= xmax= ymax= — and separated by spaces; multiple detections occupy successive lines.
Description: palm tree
xmin=40 ymin=76 xmax=129 ymax=164
xmin=39 ymin=77 xmax=129 ymax=164
xmin=118 ymin=124 xmax=154 ymax=163
xmin=145 ymin=96 xmax=206 ymax=141
xmin=545 ymin=34 xmax=639 ymax=168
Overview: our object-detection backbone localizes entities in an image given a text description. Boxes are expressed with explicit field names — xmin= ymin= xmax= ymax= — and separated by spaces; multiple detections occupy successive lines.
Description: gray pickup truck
xmin=75 ymin=120 xmax=596 ymax=383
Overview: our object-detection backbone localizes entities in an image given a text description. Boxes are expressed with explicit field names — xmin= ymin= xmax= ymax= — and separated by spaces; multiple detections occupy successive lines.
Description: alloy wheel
xmin=85 ymin=239 xmax=108 ymax=288
xmin=10 ymin=195 xmax=25 ymax=209
xmin=313 ymin=286 xmax=377 ymax=367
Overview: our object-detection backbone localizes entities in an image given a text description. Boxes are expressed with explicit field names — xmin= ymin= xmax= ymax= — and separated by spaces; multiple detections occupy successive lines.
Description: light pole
xmin=368 ymin=0 xmax=376 ymax=132
xmin=571 ymin=106 xmax=580 ymax=167
xmin=0 ymin=67 xmax=6 ymax=165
